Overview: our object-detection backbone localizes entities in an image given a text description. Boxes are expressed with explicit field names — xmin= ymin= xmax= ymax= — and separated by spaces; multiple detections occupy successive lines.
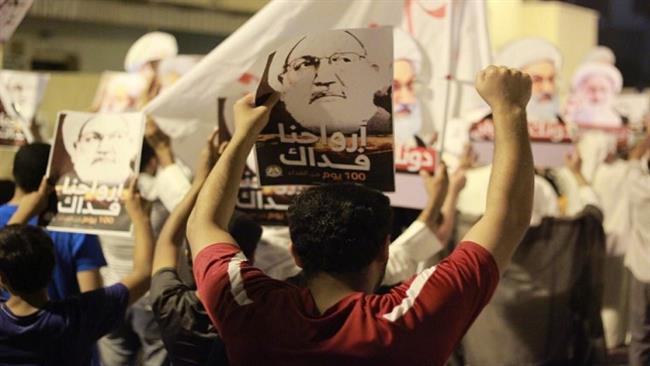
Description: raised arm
xmin=463 ymin=66 xmax=534 ymax=272
xmin=186 ymin=93 xmax=278 ymax=259
xmin=151 ymin=128 xmax=220 ymax=273
xmin=7 ymin=177 xmax=52 ymax=225
xmin=119 ymin=178 xmax=156 ymax=305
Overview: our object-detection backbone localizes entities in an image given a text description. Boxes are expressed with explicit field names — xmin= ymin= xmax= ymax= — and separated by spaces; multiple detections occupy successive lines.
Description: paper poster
xmin=91 ymin=71 xmax=148 ymax=113
xmin=218 ymin=97 xmax=307 ymax=225
xmin=392 ymin=28 xmax=437 ymax=175
xmin=468 ymin=38 xmax=575 ymax=167
xmin=0 ymin=70 xmax=49 ymax=147
xmin=46 ymin=111 xmax=145 ymax=236
xmin=0 ymin=0 xmax=33 ymax=43
xmin=254 ymin=27 xmax=395 ymax=191
xmin=563 ymin=62 xmax=632 ymax=148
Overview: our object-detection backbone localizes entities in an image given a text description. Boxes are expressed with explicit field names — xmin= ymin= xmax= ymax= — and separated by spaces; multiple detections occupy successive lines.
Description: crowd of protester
xmin=0 ymin=32 xmax=649 ymax=366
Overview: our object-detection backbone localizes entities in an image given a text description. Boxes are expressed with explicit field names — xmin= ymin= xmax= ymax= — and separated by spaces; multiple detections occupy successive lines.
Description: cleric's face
xmin=393 ymin=59 xmax=417 ymax=117
xmin=71 ymin=116 xmax=135 ymax=184
xmin=279 ymin=31 xmax=380 ymax=133
xmin=581 ymin=74 xmax=613 ymax=106
xmin=521 ymin=60 xmax=557 ymax=103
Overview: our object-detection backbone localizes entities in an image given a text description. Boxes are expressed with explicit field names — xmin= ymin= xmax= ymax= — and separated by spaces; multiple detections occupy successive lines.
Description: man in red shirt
xmin=186 ymin=66 xmax=534 ymax=366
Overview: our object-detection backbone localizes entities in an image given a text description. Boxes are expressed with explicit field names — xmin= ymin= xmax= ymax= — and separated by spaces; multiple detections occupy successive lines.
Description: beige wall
xmin=487 ymin=0 xmax=599 ymax=98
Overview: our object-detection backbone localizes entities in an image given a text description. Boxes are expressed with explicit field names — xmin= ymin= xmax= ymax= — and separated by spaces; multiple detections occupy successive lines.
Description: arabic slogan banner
xmin=254 ymin=27 xmax=394 ymax=191
xmin=0 ymin=70 xmax=49 ymax=147
xmin=46 ymin=111 xmax=145 ymax=236
xmin=218 ymin=97 xmax=307 ymax=225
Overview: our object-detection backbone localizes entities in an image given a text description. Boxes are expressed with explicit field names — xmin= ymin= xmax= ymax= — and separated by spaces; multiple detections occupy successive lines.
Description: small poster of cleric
xmin=0 ymin=0 xmax=33 ymax=43
xmin=469 ymin=38 xmax=575 ymax=167
xmin=46 ymin=111 xmax=145 ymax=236
xmin=563 ymin=62 xmax=631 ymax=149
xmin=254 ymin=27 xmax=395 ymax=191
xmin=0 ymin=70 xmax=49 ymax=147
xmin=393 ymin=28 xmax=437 ymax=175
xmin=91 ymin=71 xmax=148 ymax=113
xmin=218 ymin=97 xmax=307 ymax=225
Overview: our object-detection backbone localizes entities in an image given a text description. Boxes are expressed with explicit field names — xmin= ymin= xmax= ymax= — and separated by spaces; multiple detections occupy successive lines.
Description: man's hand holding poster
xmin=218 ymin=97 xmax=307 ymax=225
xmin=46 ymin=111 xmax=145 ymax=236
xmin=254 ymin=27 xmax=395 ymax=191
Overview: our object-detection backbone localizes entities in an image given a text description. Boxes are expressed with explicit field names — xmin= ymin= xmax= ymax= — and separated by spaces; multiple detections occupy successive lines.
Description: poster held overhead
xmin=46 ymin=111 xmax=145 ymax=236
xmin=0 ymin=70 xmax=49 ymax=147
xmin=254 ymin=27 xmax=395 ymax=191
xmin=468 ymin=37 xmax=575 ymax=167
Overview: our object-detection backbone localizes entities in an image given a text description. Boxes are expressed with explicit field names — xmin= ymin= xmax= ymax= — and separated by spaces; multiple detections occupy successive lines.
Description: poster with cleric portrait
xmin=254 ymin=27 xmax=394 ymax=191
xmin=563 ymin=62 xmax=632 ymax=149
xmin=0 ymin=70 xmax=49 ymax=147
xmin=392 ymin=28 xmax=437 ymax=175
xmin=218 ymin=97 xmax=307 ymax=225
xmin=468 ymin=38 xmax=575 ymax=167
xmin=0 ymin=0 xmax=33 ymax=43
xmin=46 ymin=111 xmax=145 ymax=236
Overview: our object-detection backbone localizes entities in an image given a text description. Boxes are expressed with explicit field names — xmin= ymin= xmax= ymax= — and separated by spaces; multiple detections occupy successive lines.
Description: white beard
xmin=527 ymin=96 xmax=560 ymax=122
xmin=394 ymin=103 xmax=422 ymax=145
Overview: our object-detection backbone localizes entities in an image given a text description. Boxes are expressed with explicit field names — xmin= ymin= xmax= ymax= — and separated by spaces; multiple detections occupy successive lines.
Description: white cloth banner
xmin=145 ymin=0 xmax=491 ymax=208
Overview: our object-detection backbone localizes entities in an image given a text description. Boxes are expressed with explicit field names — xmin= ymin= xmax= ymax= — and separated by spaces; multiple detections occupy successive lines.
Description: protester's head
xmin=271 ymin=30 xmax=388 ymax=133
xmin=497 ymin=38 xmax=562 ymax=121
xmin=0 ymin=225 xmax=55 ymax=294
xmin=13 ymin=143 xmax=50 ymax=193
xmin=288 ymin=184 xmax=392 ymax=289
xmin=229 ymin=211 xmax=263 ymax=263
xmin=124 ymin=31 xmax=178 ymax=74
xmin=63 ymin=114 xmax=137 ymax=184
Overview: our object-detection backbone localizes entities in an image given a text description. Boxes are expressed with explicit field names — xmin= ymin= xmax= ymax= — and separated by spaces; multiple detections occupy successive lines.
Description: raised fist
xmin=475 ymin=66 xmax=532 ymax=113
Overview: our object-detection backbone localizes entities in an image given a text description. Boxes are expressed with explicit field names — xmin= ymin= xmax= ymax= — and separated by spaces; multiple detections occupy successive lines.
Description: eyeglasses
xmin=280 ymin=52 xmax=366 ymax=81
xmin=77 ymin=132 xmax=127 ymax=146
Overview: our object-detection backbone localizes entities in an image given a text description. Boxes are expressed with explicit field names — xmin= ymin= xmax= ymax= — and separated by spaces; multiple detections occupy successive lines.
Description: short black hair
xmin=229 ymin=211 xmax=262 ymax=261
xmin=139 ymin=139 xmax=156 ymax=172
xmin=288 ymin=184 xmax=392 ymax=275
xmin=13 ymin=143 xmax=51 ymax=193
xmin=0 ymin=225 xmax=55 ymax=293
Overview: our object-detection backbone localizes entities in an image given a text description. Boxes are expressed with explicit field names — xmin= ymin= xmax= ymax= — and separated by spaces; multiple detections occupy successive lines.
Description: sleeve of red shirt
xmin=378 ymin=241 xmax=500 ymax=364
xmin=193 ymin=243 xmax=283 ymax=337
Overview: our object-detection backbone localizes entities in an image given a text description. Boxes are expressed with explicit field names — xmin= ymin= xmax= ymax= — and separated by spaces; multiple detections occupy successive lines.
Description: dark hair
xmin=139 ymin=139 xmax=155 ymax=172
xmin=0 ymin=225 xmax=55 ymax=293
xmin=229 ymin=211 xmax=263 ymax=261
xmin=13 ymin=143 xmax=51 ymax=193
xmin=288 ymin=184 xmax=392 ymax=274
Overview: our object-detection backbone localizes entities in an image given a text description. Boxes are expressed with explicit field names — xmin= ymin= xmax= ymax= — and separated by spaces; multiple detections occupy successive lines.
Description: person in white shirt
xmin=625 ymin=123 xmax=650 ymax=366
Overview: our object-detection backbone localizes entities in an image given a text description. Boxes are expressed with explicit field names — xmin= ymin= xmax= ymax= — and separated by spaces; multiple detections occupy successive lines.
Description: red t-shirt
xmin=194 ymin=241 xmax=499 ymax=366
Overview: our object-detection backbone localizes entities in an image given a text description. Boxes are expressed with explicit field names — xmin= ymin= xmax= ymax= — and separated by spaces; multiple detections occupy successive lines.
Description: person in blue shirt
xmin=0 ymin=178 xmax=156 ymax=366
xmin=0 ymin=143 xmax=105 ymax=300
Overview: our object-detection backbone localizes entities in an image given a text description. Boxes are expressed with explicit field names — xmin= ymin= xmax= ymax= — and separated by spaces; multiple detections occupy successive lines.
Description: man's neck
xmin=306 ymin=271 xmax=372 ymax=314
xmin=7 ymin=188 xmax=26 ymax=205
xmin=5 ymin=289 xmax=49 ymax=317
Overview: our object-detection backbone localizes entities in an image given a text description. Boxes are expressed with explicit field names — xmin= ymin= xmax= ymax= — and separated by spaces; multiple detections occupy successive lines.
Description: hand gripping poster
xmin=468 ymin=37 xmax=575 ymax=167
xmin=46 ymin=111 xmax=145 ymax=236
xmin=254 ymin=27 xmax=395 ymax=191
xmin=0 ymin=70 xmax=49 ymax=147
xmin=218 ymin=96 xmax=307 ymax=225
